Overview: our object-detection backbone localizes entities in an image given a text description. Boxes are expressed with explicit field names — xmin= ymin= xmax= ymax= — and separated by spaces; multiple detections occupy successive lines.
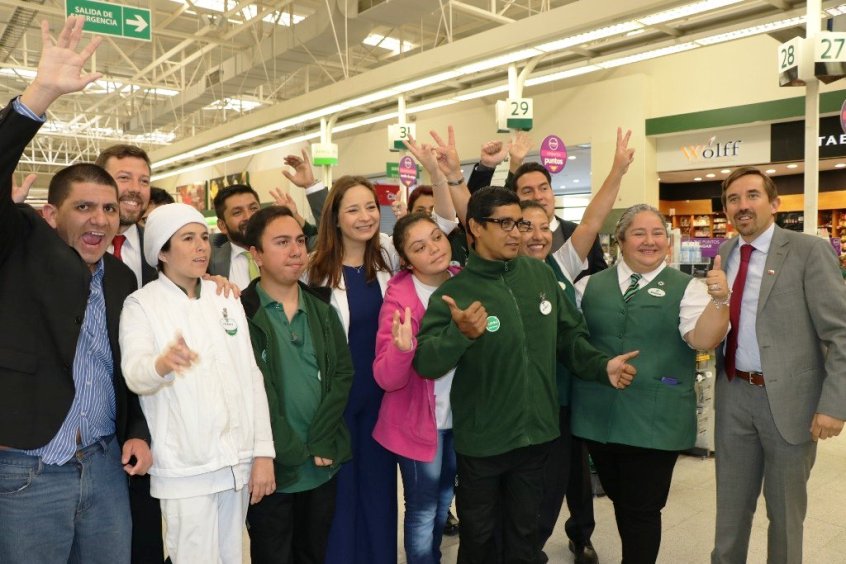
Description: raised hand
xmin=12 ymin=173 xmax=37 ymax=204
xmin=705 ymin=255 xmax=729 ymax=301
xmin=154 ymin=333 xmax=199 ymax=376
xmin=508 ymin=131 xmax=533 ymax=171
xmin=403 ymin=135 xmax=443 ymax=183
xmin=429 ymin=126 xmax=463 ymax=181
xmin=612 ymin=127 xmax=635 ymax=176
xmin=606 ymin=350 xmax=639 ymax=389
xmin=269 ymin=186 xmax=306 ymax=225
xmin=480 ymin=140 xmax=509 ymax=168
xmin=22 ymin=16 xmax=104 ymax=115
xmin=282 ymin=149 xmax=316 ymax=189
xmin=442 ymin=295 xmax=487 ymax=339
xmin=392 ymin=307 xmax=414 ymax=352
xmin=391 ymin=199 xmax=408 ymax=220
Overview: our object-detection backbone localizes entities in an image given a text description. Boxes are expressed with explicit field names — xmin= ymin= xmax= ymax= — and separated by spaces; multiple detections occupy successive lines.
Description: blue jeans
xmin=0 ymin=435 xmax=131 ymax=563
xmin=398 ymin=429 xmax=457 ymax=564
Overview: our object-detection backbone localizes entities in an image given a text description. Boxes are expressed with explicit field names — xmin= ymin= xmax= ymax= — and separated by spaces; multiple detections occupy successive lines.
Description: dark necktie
xmin=112 ymin=234 xmax=127 ymax=261
xmin=623 ymin=273 xmax=642 ymax=302
xmin=724 ymin=244 xmax=754 ymax=379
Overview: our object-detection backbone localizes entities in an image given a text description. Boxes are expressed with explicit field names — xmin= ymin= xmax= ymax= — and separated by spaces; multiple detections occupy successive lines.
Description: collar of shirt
xmin=617 ymin=258 xmax=666 ymax=293
xmin=257 ymin=282 xmax=307 ymax=317
xmin=229 ymin=241 xmax=249 ymax=262
xmin=733 ymin=221 xmax=776 ymax=258
xmin=550 ymin=215 xmax=560 ymax=233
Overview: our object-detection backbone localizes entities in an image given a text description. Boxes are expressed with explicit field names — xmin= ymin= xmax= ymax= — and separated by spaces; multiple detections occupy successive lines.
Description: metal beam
xmin=450 ymin=1 xmax=515 ymax=25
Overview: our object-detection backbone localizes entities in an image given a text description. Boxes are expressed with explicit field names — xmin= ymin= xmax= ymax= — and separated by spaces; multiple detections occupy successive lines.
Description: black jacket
xmin=0 ymin=100 xmax=149 ymax=449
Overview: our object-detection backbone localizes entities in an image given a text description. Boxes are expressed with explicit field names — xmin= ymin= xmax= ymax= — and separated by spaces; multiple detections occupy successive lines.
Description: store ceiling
xmin=659 ymin=157 xmax=846 ymax=183
xmin=0 ymin=0 xmax=831 ymax=178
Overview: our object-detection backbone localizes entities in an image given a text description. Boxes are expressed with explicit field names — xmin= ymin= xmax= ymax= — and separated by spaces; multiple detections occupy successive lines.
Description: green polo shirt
xmin=257 ymin=283 xmax=335 ymax=493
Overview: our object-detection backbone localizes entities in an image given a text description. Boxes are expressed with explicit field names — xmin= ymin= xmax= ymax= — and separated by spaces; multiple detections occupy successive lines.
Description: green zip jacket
xmin=413 ymin=251 xmax=611 ymax=457
xmin=242 ymin=279 xmax=353 ymax=489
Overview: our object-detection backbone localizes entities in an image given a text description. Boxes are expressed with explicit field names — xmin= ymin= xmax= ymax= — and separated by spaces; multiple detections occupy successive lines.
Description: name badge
xmin=647 ymin=288 xmax=666 ymax=297
xmin=220 ymin=308 xmax=238 ymax=336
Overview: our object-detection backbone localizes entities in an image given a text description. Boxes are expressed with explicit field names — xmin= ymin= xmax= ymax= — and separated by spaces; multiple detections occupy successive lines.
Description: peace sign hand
xmin=442 ymin=295 xmax=487 ymax=339
xmin=612 ymin=127 xmax=635 ymax=176
xmin=392 ymin=307 xmax=414 ymax=352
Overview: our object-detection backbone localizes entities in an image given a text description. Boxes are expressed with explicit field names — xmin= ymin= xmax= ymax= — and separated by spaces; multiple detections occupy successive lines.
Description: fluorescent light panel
xmin=363 ymin=34 xmax=416 ymax=55
xmin=638 ymin=0 xmax=744 ymax=26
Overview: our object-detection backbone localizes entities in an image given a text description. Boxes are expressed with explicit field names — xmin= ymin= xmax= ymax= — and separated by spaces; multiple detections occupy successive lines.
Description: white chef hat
xmin=143 ymin=203 xmax=207 ymax=267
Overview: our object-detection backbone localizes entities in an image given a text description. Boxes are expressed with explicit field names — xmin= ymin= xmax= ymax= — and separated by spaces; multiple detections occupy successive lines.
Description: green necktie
xmin=623 ymin=273 xmax=642 ymax=302
xmin=243 ymin=251 xmax=260 ymax=281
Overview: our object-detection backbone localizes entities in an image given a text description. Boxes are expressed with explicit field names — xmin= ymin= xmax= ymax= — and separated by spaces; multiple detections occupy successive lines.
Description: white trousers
xmin=161 ymin=487 xmax=249 ymax=564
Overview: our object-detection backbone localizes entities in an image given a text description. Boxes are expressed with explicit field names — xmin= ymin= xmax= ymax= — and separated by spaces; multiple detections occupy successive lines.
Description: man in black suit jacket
xmin=0 ymin=17 xmax=151 ymax=563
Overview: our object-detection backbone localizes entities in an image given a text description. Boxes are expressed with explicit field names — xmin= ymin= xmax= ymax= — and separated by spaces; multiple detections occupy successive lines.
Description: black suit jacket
xmin=0 ymin=100 xmax=149 ymax=449
xmin=136 ymin=225 xmax=158 ymax=285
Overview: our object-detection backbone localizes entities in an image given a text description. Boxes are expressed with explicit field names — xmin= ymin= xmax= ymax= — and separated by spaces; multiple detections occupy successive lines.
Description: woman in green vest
xmin=571 ymin=204 xmax=730 ymax=563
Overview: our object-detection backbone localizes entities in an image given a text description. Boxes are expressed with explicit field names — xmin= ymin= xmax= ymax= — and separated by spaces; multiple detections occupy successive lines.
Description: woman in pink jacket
xmin=373 ymin=212 xmax=460 ymax=564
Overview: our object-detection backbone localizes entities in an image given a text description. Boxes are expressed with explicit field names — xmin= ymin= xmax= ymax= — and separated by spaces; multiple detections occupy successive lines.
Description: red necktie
xmin=724 ymin=244 xmax=754 ymax=380
xmin=112 ymin=234 xmax=127 ymax=261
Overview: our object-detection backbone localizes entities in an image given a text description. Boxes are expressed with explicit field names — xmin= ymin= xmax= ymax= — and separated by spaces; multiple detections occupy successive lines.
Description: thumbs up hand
xmin=442 ymin=295 xmax=488 ymax=339
xmin=705 ymin=255 xmax=729 ymax=300
xmin=607 ymin=350 xmax=639 ymax=389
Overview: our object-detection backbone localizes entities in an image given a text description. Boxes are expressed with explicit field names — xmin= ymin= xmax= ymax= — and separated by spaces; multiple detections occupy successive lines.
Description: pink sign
xmin=399 ymin=156 xmax=417 ymax=188
xmin=539 ymin=135 xmax=568 ymax=174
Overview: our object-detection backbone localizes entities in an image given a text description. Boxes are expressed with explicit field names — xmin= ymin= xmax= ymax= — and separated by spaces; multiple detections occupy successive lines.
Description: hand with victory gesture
xmin=155 ymin=333 xmax=199 ymax=377
xmin=606 ymin=350 xmax=639 ymax=389
xmin=429 ymin=126 xmax=463 ymax=181
xmin=22 ymin=16 xmax=104 ymax=116
xmin=442 ymin=295 xmax=487 ymax=339
xmin=392 ymin=307 xmax=414 ymax=352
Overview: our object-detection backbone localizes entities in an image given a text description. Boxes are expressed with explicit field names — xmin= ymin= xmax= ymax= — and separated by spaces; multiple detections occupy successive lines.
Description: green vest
xmin=573 ymin=265 xmax=697 ymax=451
xmin=546 ymin=256 xmax=575 ymax=407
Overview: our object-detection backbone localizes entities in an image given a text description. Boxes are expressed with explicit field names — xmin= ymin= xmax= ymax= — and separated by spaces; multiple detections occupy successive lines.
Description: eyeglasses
xmin=479 ymin=217 xmax=532 ymax=233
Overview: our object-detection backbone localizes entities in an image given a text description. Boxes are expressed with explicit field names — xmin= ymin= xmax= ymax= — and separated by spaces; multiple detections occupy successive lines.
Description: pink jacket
xmin=372 ymin=266 xmax=461 ymax=462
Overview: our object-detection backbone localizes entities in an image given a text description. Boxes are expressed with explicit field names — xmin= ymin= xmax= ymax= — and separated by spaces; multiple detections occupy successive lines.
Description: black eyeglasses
xmin=479 ymin=217 xmax=532 ymax=233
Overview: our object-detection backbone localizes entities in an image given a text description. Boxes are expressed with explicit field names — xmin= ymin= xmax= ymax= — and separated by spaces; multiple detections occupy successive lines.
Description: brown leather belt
xmin=735 ymin=369 xmax=765 ymax=387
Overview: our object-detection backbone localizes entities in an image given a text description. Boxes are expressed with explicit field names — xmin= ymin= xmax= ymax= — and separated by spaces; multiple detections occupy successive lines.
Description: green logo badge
xmin=486 ymin=315 xmax=501 ymax=333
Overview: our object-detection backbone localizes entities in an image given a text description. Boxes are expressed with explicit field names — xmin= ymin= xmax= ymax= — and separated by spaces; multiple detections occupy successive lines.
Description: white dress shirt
xmin=726 ymin=222 xmax=775 ymax=373
xmin=228 ymin=242 xmax=252 ymax=291
xmin=109 ymin=224 xmax=143 ymax=288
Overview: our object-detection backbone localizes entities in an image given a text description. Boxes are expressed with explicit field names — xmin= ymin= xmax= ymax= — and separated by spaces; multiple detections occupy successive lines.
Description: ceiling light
xmin=535 ymin=21 xmax=642 ymax=53
xmin=568 ymin=155 xmax=576 ymax=160
xmin=0 ymin=67 xmax=37 ymax=80
xmin=203 ymin=97 xmax=263 ymax=112
xmin=363 ymin=34 xmax=416 ymax=56
xmin=453 ymin=84 xmax=509 ymax=102
xmin=695 ymin=17 xmax=805 ymax=46
xmin=524 ymin=65 xmax=600 ymax=86
xmin=825 ymin=5 xmax=846 ymax=16
xmin=167 ymin=0 xmax=307 ymax=26
xmin=706 ymin=173 xmax=716 ymax=178
xmin=720 ymin=169 xmax=731 ymax=173
xmin=835 ymin=163 xmax=846 ymax=168
xmin=456 ymin=49 xmax=543 ymax=75
xmin=573 ymin=179 xmax=580 ymax=183
xmin=694 ymin=177 xmax=703 ymax=181
xmin=786 ymin=163 xmax=798 ymax=169
xmin=146 ymin=87 xmax=180 ymax=97
xmin=766 ymin=169 xmax=776 ymax=174
xmin=597 ymin=43 xmax=698 ymax=69
xmin=638 ymin=0 xmax=744 ymax=26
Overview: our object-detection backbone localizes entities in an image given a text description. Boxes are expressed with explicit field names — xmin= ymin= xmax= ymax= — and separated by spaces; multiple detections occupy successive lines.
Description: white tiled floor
xmin=241 ymin=437 xmax=846 ymax=563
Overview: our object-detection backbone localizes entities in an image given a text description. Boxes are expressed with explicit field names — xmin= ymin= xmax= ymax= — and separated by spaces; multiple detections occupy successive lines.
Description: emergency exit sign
xmin=66 ymin=0 xmax=151 ymax=41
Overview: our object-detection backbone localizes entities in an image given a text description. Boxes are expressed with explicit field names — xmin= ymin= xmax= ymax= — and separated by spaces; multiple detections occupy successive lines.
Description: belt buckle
xmin=749 ymin=371 xmax=763 ymax=387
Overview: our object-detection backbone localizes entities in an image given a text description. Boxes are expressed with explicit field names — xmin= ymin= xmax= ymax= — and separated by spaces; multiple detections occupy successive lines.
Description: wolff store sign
xmin=656 ymin=125 xmax=771 ymax=172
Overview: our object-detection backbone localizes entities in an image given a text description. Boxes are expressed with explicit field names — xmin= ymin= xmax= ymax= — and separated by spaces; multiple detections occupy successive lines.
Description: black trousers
xmin=128 ymin=473 xmax=165 ymax=564
xmin=247 ymin=476 xmax=338 ymax=564
xmin=585 ymin=441 xmax=678 ymax=564
xmin=537 ymin=407 xmax=596 ymax=554
xmin=456 ymin=441 xmax=552 ymax=564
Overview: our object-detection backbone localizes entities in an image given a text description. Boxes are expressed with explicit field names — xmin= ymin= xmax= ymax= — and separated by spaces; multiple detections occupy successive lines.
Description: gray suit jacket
xmin=717 ymin=225 xmax=846 ymax=444
xmin=208 ymin=185 xmax=327 ymax=277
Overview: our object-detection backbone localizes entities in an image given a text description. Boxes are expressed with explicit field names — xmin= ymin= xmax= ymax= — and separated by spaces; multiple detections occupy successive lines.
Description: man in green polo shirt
xmin=413 ymin=186 xmax=639 ymax=564
xmin=240 ymin=206 xmax=353 ymax=564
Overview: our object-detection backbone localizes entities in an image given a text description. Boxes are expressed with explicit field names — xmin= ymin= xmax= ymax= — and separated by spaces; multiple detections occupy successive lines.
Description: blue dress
xmin=325 ymin=266 xmax=398 ymax=564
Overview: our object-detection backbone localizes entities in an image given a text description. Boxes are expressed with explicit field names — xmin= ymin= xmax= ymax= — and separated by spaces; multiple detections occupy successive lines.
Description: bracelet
xmin=446 ymin=176 xmax=465 ymax=186
xmin=432 ymin=179 xmax=448 ymax=187
xmin=710 ymin=289 xmax=732 ymax=309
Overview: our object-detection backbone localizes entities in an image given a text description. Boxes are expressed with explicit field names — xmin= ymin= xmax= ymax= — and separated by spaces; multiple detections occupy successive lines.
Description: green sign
xmin=386 ymin=162 xmax=421 ymax=178
xmin=66 ymin=0 xmax=151 ymax=41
